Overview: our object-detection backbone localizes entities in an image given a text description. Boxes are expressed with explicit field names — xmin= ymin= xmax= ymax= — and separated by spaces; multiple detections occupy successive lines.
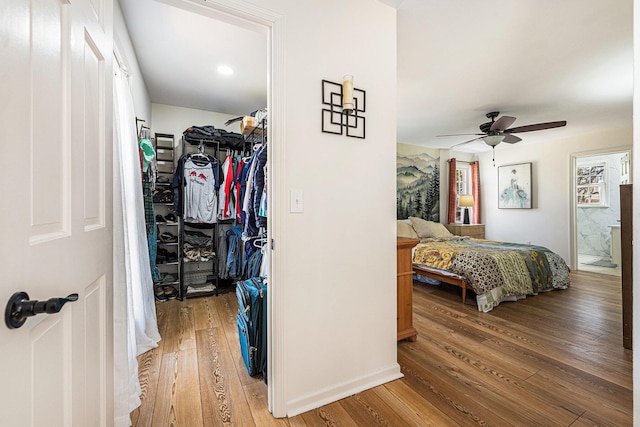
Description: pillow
xmin=408 ymin=217 xmax=453 ymax=239
xmin=397 ymin=220 xmax=419 ymax=239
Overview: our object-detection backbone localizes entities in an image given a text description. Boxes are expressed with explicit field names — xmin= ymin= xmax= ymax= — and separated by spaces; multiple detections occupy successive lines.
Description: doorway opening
xmin=571 ymin=149 xmax=631 ymax=277
xmin=117 ymin=0 xmax=284 ymax=417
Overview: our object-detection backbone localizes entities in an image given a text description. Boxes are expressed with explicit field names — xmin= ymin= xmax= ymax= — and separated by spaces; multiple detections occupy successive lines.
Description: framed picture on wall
xmin=498 ymin=162 xmax=532 ymax=209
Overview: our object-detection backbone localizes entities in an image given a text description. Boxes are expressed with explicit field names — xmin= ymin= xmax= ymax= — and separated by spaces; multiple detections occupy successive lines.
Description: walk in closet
xmin=151 ymin=119 xmax=268 ymax=302
xmin=118 ymin=0 xmax=273 ymax=420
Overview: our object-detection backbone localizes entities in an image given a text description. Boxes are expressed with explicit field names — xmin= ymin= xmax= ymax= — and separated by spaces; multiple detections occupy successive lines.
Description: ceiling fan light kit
xmin=483 ymin=134 xmax=504 ymax=146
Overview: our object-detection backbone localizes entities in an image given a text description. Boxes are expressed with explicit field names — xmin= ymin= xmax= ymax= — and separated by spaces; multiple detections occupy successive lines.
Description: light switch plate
xmin=290 ymin=190 xmax=304 ymax=213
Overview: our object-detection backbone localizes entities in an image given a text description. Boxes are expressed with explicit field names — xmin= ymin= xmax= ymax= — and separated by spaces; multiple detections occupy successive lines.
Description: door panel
xmin=88 ymin=0 xmax=103 ymax=27
xmin=82 ymin=31 xmax=106 ymax=230
xmin=31 ymin=0 xmax=69 ymax=241
xmin=84 ymin=276 xmax=107 ymax=426
xmin=32 ymin=315 xmax=71 ymax=427
xmin=0 ymin=0 xmax=113 ymax=425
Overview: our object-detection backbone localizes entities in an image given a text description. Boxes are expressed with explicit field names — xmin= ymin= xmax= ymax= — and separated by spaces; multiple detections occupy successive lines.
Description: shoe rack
xmin=153 ymin=133 xmax=181 ymax=301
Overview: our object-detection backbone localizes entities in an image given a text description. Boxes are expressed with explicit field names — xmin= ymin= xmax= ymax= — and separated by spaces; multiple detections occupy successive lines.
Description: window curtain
xmin=447 ymin=158 xmax=457 ymax=224
xmin=113 ymin=62 xmax=161 ymax=426
xmin=471 ymin=161 xmax=480 ymax=224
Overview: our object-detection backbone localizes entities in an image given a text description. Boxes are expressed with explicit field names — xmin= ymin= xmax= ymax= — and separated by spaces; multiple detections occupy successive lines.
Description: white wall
xmin=113 ymin=1 xmax=151 ymax=123
xmin=475 ymin=127 xmax=632 ymax=263
xmin=239 ymin=0 xmax=400 ymax=416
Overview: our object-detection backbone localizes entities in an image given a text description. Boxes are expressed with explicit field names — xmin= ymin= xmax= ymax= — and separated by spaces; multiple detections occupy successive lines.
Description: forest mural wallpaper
xmin=397 ymin=143 xmax=440 ymax=221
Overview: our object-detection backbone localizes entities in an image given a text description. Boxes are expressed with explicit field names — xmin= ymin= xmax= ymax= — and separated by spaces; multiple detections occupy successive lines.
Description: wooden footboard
xmin=412 ymin=264 xmax=473 ymax=304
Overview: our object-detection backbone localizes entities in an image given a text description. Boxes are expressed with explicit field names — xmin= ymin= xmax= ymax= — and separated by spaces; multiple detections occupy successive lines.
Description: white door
xmin=0 ymin=0 xmax=114 ymax=426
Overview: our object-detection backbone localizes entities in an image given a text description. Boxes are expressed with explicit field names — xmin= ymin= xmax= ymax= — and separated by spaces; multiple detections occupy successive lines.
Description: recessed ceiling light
xmin=217 ymin=65 xmax=234 ymax=76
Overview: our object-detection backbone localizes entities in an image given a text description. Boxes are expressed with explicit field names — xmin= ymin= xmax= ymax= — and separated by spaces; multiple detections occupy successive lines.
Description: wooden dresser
xmin=444 ymin=223 xmax=485 ymax=239
xmin=397 ymin=237 xmax=419 ymax=342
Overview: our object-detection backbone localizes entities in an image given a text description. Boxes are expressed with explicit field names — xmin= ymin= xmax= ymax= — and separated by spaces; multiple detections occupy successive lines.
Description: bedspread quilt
xmin=413 ymin=238 xmax=570 ymax=312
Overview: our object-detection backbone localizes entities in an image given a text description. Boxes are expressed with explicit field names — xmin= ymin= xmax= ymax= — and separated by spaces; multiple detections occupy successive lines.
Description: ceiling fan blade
xmin=450 ymin=137 xmax=482 ymax=148
xmin=505 ymin=120 xmax=567 ymax=134
xmin=437 ymin=133 xmax=484 ymax=137
xmin=490 ymin=115 xmax=516 ymax=132
xmin=502 ymin=134 xmax=522 ymax=144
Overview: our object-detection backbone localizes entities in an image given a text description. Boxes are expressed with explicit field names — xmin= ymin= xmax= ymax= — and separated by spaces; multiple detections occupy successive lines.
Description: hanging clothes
xmin=251 ymin=144 xmax=268 ymax=229
xmin=242 ymin=149 xmax=258 ymax=214
xmin=242 ymin=148 xmax=260 ymax=238
xmin=226 ymin=226 xmax=244 ymax=278
xmin=234 ymin=157 xmax=246 ymax=223
xmin=217 ymin=234 xmax=228 ymax=279
xmin=139 ymin=137 xmax=155 ymax=173
xmin=143 ymin=171 xmax=161 ymax=282
xmin=183 ymin=157 xmax=218 ymax=223
xmin=172 ymin=153 xmax=219 ymax=222
xmin=244 ymin=242 xmax=263 ymax=279
xmin=259 ymin=165 xmax=267 ymax=218
xmin=259 ymin=242 xmax=269 ymax=278
xmin=218 ymin=155 xmax=236 ymax=221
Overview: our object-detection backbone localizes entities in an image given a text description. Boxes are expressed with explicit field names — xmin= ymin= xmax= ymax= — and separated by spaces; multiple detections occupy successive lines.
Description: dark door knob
xmin=5 ymin=292 xmax=79 ymax=329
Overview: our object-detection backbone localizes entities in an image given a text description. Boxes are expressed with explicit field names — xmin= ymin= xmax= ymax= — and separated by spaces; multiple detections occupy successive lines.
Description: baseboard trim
xmin=285 ymin=363 xmax=403 ymax=417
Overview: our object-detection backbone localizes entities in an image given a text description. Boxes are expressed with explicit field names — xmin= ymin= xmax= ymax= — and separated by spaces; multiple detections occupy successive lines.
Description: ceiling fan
xmin=438 ymin=111 xmax=567 ymax=149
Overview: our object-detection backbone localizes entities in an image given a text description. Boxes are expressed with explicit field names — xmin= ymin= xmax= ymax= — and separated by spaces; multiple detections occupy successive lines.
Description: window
xmin=577 ymin=161 xmax=607 ymax=207
xmin=455 ymin=164 xmax=472 ymax=222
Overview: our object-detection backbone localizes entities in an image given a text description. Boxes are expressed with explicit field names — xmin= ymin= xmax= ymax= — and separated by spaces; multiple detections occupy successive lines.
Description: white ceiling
xmin=397 ymin=0 xmax=633 ymax=152
xmin=118 ymin=0 xmax=268 ymax=115
xmin=118 ymin=0 xmax=633 ymax=152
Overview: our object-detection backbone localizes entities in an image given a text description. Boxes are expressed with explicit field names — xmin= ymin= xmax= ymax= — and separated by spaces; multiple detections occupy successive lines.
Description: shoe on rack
xmin=156 ymin=214 xmax=166 ymax=223
xmin=165 ymin=213 xmax=177 ymax=223
xmin=159 ymin=231 xmax=178 ymax=243
xmin=161 ymin=274 xmax=177 ymax=284
xmin=185 ymin=229 xmax=209 ymax=238
xmin=154 ymin=286 xmax=168 ymax=302
xmin=162 ymin=189 xmax=173 ymax=203
xmin=158 ymin=248 xmax=177 ymax=263
xmin=153 ymin=273 xmax=176 ymax=285
xmin=153 ymin=189 xmax=173 ymax=203
xmin=162 ymin=285 xmax=178 ymax=300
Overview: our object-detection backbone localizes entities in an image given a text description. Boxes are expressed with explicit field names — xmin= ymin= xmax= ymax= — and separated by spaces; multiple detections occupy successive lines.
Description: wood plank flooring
xmin=130 ymin=271 xmax=632 ymax=426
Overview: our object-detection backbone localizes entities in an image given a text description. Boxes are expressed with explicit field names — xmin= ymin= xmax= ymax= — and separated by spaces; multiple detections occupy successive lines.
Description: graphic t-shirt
xmin=183 ymin=158 xmax=217 ymax=223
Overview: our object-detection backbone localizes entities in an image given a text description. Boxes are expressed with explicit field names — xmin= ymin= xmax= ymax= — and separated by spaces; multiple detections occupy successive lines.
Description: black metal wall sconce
xmin=321 ymin=75 xmax=366 ymax=139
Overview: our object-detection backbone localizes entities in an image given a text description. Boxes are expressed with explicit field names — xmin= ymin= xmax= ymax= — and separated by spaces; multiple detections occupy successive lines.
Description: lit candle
xmin=342 ymin=75 xmax=354 ymax=114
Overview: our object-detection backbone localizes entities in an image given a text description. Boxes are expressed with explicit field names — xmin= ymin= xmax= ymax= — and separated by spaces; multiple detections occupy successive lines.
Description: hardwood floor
xmin=130 ymin=271 xmax=632 ymax=426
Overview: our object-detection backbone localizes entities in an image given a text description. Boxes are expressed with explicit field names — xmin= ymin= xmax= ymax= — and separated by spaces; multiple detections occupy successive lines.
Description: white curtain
xmin=113 ymin=62 xmax=161 ymax=427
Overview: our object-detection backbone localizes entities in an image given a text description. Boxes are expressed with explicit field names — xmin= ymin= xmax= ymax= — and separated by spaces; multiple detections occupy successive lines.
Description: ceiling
xmin=119 ymin=0 xmax=633 ymax=152
xmin=118 ymin=0 xmax=268 ymax=115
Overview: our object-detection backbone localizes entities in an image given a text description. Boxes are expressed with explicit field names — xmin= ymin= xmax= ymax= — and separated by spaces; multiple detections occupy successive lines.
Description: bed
xmin=398 ymin=217 xmax=570 ymax=312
